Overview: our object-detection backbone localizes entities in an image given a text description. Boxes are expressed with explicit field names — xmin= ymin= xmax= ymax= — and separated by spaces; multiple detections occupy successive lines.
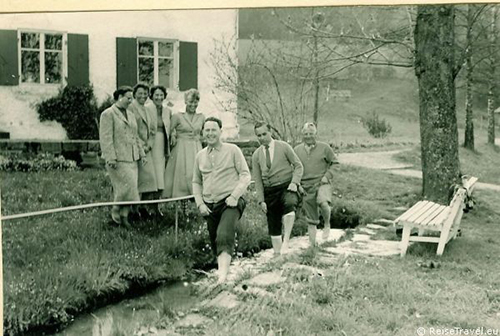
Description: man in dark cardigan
xmin=252 ymin=122 xmax=303 ymax=256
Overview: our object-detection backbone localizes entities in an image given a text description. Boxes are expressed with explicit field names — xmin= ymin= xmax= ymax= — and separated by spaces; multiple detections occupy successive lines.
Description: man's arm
xmin=251 ymin=150 xmax=265 ymax=203
xmin=323 ymin=145 xmax=339 ymax=183
xmin=284 ymin=143 xmax=303 ymax=185
xmin=192 ymin=153 xmax=204 ymax=208
xmin=230 ymin=146 xmax=251 ymax=200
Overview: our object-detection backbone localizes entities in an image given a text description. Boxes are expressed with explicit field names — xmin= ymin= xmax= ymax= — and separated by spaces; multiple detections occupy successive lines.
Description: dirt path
xmin=337 ymin=149 xmax=500 ymax=192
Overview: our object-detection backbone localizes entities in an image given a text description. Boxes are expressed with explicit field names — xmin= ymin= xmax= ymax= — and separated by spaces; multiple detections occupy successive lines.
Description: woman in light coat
xmin=99 ymin=86 xmax=146 ymax=228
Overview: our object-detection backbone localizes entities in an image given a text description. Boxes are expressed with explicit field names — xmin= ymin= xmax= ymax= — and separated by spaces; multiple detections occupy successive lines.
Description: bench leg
xmin=400 ymin=225 xmax=411 ymax=257
xmin=436 ymin=231 xmax=449 ymax=256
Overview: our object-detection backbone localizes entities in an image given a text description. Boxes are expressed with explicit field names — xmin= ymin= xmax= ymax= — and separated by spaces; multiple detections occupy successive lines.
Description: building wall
xmin=0 ymin=10 xmax=239 ymax=139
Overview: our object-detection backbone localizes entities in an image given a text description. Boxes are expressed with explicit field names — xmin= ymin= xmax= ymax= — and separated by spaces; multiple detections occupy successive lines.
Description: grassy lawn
xmin=3 ymin=153 xmax=499 ymax=335
xmin=1 ymin=169 xmax=281 ymax=335
xmin=200 ymin=183 xmax=500 ymax=336
xmin=394 ymin=141 xmax=500 ymax=185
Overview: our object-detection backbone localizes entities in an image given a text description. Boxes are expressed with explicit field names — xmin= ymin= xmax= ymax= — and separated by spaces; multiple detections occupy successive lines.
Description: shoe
xmin=120 ymin=216 xmax=133 ymax=229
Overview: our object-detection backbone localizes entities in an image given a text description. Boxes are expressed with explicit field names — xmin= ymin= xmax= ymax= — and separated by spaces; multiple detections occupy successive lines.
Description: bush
xmin=0 ymin=153 xmax=78 ymax=172
xmin=361 ymin=112 xmax=392 ymax=138
xmin=37 ymin=85 xmax=112 ymax=140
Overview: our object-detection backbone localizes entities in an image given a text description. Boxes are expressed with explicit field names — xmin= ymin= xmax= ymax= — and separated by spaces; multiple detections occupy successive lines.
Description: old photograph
xmin=1 ymin=2 xmax=499 ymax=335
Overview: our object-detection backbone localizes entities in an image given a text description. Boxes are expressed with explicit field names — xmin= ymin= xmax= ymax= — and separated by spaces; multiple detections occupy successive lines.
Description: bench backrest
xmin=442 ymin=187 xmax=467 ymax=230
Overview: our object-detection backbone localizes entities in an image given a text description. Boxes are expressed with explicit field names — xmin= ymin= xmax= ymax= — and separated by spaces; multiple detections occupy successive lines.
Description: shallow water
xmin=56 ymin=281 xmax=197 ymax=336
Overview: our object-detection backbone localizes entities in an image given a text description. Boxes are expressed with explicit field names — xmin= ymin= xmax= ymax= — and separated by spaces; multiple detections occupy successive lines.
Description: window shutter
xmin=0 ymin=30 xmax=19 ymax=85
xmin=116 ymin=37 xmax=137 ymax=88
xmin=179 ymin=41 xmax=198 ymax=91
xmin=67 ymin=33 xmax=89 ymax=86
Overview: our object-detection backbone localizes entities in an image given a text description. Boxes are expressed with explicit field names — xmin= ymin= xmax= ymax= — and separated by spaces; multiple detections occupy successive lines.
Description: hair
xmin=113 ymin=86 xmax=133 ymax=101
xmin=149 ymin=85 xmax=167 ymax=99
xmin=133 ymin=82 xmax=150 ymax=97
xmin=302 ymin=122 xmax=318 ymax=133
xmin=254 ymin=122 xmax=272 ymax=132
xmin=184 ymin=88 xmax=200 ymax=103
xmin=203 ymin=116 xmax=223 ymax=130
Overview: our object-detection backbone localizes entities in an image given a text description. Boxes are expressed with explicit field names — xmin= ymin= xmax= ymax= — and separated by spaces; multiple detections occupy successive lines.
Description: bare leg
xmin=281 ymin=212 xmax=295 ymax=254
xmin=308 ymin=224 xmax=317 ymax=246
xmin=217 ymin=251 xmax=231 ymax=284
xmin=320 ymin=202 xmax=331 ymax=240
xmin=271 ymin=236 xmax=283 ymax=257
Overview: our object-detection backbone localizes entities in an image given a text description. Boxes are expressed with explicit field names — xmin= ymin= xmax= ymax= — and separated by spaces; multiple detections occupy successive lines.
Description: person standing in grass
xmin=146 ymin=85 xmax=172 ymax=216
xmin=193 ymin=117 xmax=251 ymax=284
xmin=99 ymin=86 xmax=146 ymax=228
xmin=294 ymin=122 xmax=339 ymax=246
xmin=129 ymin=83 xmax=157 ymax=218
xmin=252 ymin=122 xmax=303 ymax=257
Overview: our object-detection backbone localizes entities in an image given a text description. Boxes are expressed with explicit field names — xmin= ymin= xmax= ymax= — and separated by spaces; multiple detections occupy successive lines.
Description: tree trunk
xmin=487 ymin=5 xmax=498 ymax=145
xmin=464 ymin=5 xmax=475 ymax=150
xmin=414 ymin=5 xmax=461 ymax=204
xmin=313 ymin=34 xmax=320 ymax=125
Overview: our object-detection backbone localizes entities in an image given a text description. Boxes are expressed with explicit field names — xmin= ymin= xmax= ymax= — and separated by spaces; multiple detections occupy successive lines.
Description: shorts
xmin=264 ymin=182 xmax=299 ymax=236
xmin=301 ymin=183 xmax=332 ymax=225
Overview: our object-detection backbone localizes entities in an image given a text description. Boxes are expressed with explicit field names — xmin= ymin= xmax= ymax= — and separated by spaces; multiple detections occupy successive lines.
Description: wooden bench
xmin=396 ymin=176 xmax=478 ymax=256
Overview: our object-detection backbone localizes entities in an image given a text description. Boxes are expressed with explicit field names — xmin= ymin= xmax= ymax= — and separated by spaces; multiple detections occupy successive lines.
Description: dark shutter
xmin=179 ymin=41 xmax=198 ymax=90
xmin=116 ymin=37 xmax=137 ymax=88
xmin=67 ymin=33 xmax=89 ymax=86
xmin=0 ymin=30 xmax=19 ymax=85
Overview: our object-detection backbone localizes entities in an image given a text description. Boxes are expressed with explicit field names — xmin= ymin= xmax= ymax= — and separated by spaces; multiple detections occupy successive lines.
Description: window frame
xmin=136 ymin=37 xmax=179 ymax=90
xmin=17 ymin=29 xmax=68 ymax=86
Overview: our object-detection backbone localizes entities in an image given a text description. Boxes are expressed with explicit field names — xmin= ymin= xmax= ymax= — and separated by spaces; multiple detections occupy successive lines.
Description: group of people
xmin=99 ymin=85 xmax=339 ymax=284
xmin=99 ymin=85 xmax=204 ymax=228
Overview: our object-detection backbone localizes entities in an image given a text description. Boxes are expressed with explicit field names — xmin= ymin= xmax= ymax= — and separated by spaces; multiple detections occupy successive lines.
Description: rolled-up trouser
xmin=264 ymin=182 xmax=299 ymax=236
xmin=301 ymin=183 xmax=332 ymax=225
xmin=205 ymin=197 xmax=246 ymax=256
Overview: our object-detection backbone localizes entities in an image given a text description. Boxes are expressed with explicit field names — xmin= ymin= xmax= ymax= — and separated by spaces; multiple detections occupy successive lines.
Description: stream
xmin=55 ymin=281 xmax=198 ymax=336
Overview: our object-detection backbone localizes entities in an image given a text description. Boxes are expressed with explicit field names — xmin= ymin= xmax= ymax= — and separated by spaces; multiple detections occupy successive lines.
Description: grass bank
xmin=201 ymin=180 xmax=500 ymax=336
xmin=2 ymin=163 xmax=423 ymax=335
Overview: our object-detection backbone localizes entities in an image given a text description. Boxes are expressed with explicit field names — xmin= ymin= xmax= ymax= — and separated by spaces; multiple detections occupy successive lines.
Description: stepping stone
xmin=234 ymin=285 xmax=273 ymax=298
xmin=358 ymin=228 xmax=377 ymax=235
xmin=175 ymin=313 xmax=212 ymax=328
xmin=246 ymin=270 xmax=286 ymax=287
xmin=319 ymin=228 xmax=346 ymax=243
xmin=352 ymin=234 xmax=371 ymax=241
xmin=323 ymin=239 xmax=401 ymax=257
xmin=206 ymin=291 xmax=240 ymax=309
xmin=372 ymin=219 xmax=395 ymax=226
xmin=366 ymin=224 xmax=387 ymax=230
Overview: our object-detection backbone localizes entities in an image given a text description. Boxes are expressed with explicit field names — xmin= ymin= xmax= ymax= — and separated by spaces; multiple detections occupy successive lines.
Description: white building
xmin=0 ymin=10 xmax=239 ymax=139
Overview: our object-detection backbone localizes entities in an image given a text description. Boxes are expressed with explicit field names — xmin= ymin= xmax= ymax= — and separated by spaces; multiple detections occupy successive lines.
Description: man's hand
xmin=140 ymin=157 xmax=148 ymax=166
xmin=106 ymin=160 xmax=117 ymax=169
xmin=260 ymin=202 xmax=267 ymax=213
xmin=198 ymin=203 xmax=212 ymax=216
xmin=170 ymin=136 xmax=177 ymax=147
xmin=287 ymin=182 xmax=298 ymax=192
xmin=225 ymin=196 xmax=238 ymax=207
xmin=321 ymin=176 xmax=329 ymax=184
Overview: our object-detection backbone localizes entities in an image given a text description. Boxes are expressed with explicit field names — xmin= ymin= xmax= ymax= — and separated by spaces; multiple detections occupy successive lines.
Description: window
xmin=137 ymin=38 xmax=178 ymax=89
xmin=19 ymin=30 xmax=67 ymax=84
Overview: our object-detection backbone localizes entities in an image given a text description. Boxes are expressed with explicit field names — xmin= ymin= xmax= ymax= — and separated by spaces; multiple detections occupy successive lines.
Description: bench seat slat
xmin=395 ymin=201 xmax=427 ymax=222
xmin=428 ymin=207 xmax=450 ymax=227
xmin=413 ymin=202 xmax=444 ymax=225
xmin=406 ymin=201 xmax=437 ymax=223
xmin=418 ymin=204 xmax=448 ymax=226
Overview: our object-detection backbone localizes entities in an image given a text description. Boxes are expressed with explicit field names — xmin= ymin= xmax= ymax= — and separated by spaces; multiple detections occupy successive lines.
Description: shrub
xmin=361 ymin=112 xmax=392 ymax=138
xmin=0 ymin=153 xmax=78 ymax=172
xmin=37 ymin=85 xmax=112 ymax=140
